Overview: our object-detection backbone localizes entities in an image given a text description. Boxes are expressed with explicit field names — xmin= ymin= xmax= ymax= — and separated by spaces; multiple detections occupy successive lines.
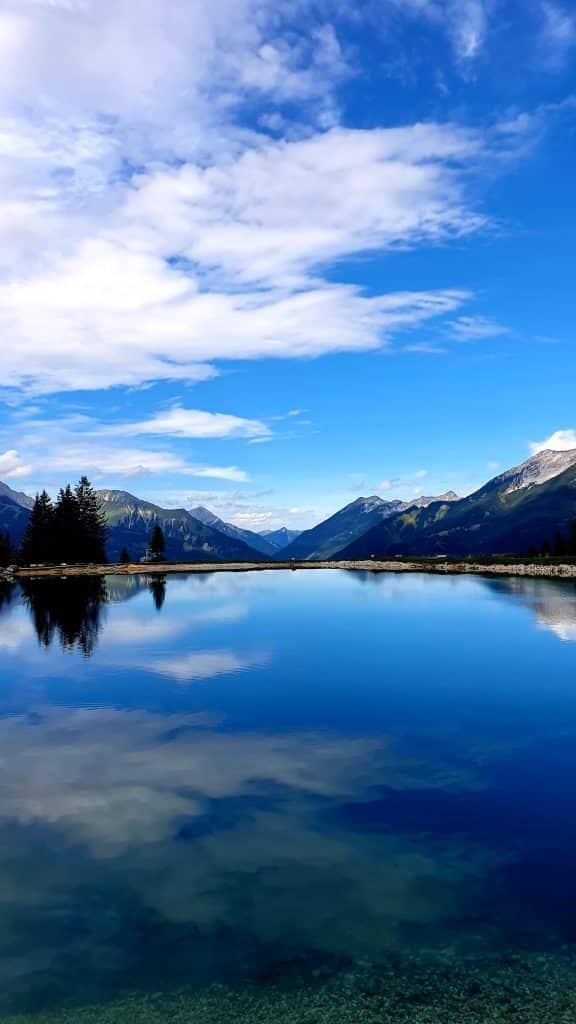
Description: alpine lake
xmin=1 ymin=567 xmax=576 ymax=1023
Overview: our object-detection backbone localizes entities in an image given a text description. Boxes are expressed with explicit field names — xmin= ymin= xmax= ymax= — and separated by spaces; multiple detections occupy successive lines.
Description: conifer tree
xmin=53 ymin=484 xmax=81 ymax=562
xmin=75 ymin=476 xmax=107 ymax=562
xmin=149 ymin=523 xmax=166 ymax=561
xmin=0 ymin=530 xmax=13 ymax=567
xmin=119 ymin=547 xmax=131 ymax=564
xmin=20 ymin=491 xmax=55 ymax=563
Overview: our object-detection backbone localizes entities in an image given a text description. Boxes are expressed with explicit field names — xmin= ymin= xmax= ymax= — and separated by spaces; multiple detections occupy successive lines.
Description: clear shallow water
xmin=1 ymin=569 xmax=576 ymax=1019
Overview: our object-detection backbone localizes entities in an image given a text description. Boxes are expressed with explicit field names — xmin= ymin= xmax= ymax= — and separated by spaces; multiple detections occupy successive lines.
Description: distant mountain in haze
xmin=188 ymin=505 xmax=277 ymax=557
xmin=280 ymin=496 xmax=407 ymax=561
xmin=261 ymin=527 xmax=302 ymax=551
xmin=98 ymin=491 xmax=266 ymax=562
xmin=280 ymin=492 xmax=460 ymax=561
xmin=338 ymin=451 xmax=576 ymax=559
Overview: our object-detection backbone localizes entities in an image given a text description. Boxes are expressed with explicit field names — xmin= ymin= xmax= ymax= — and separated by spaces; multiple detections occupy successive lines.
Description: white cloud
xmin=116 ymin=406 xmax=270 ymax=440
xmin=187 ymin=466 xmax=248 ymax=482
xmin=394 ymin=0 xmax=491 ymax=61
xmin=448 ymin=315 xmax=511 ymax=340
xmin=0 ymin=0 xmax=539 ymax=404
xmin=14 ymin=443 xmax=249 ymax=483
xmin=0 ymin=99 xmax=482 ymax=394
xmin=530 ymin=429 xmax=576 ymax=454
xmin=447 ymin=0 xmax=490 ymax=60
xmin=403 ymin=341 xmax=448 ymax=354
xmin=0 ymin=449 xmax=32 ymax=479
xmin=0 ymin=0 xmax=493 ymax=397
xmin=540 ymin=2 xmax=576 ymax=69
xmin=377 ymin=468 xmax=428 ymax=494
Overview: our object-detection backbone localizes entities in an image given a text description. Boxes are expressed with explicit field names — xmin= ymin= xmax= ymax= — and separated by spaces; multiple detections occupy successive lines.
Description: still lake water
xmin=1 ymin=568 xmax=576 ymax=1020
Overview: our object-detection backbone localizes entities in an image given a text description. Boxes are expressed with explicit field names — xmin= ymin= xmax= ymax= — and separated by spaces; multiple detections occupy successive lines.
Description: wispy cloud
xmin=394 ymin=0 xmax=492 ymax=61
xmin=448 ymin=315 xmax=511 ymax=341
xmin=447 ymin=0 xmax=491 ymax=60
xmin=377 ymin=468 xmax=428 ymax=493
xmin=539 ymin=2 xmax=576 ymax=69
xmin=0 ymin=441 xmax=249 ymax=485
xmin=403 ymin=342 xmax=448 ymax=354
xmin=114 ymin=407 xmax=270 ymax=441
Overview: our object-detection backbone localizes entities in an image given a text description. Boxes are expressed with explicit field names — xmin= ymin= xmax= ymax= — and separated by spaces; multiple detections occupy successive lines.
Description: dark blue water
xmin=1 ymin=569 xmax=576 ymax=1019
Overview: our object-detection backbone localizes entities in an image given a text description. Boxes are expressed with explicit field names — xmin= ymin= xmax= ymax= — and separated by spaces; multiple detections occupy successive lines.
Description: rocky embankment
xmin=3 ymin=559 xmax=576 ymax=579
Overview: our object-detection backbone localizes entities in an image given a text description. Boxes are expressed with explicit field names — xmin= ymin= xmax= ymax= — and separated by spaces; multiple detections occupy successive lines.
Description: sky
xmin=0 ymin=0 xmax=575 ymax=530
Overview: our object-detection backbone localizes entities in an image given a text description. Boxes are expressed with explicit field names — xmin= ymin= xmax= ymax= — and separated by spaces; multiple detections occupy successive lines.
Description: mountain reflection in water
xmin=9 ymin=569 xmax=576 ymax=660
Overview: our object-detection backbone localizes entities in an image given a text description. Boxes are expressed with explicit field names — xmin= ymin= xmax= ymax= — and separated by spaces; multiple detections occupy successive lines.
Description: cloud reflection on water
xmin=2 ymin=570 xmax=576 ymax=1007
xmin=0 ymin=703 xmax=497 ymax=1002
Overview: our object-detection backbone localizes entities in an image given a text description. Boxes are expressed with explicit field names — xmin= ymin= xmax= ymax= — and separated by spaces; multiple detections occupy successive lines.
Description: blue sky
xmin=0 ymin=0 xmax=575 ymax=529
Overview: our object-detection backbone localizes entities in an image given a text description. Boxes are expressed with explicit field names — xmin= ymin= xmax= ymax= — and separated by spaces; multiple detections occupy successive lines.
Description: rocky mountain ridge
xmin=188 ymin=505 xmax=277 ymax=556
xmin=338 ymin=450 xmax=576 ymax=560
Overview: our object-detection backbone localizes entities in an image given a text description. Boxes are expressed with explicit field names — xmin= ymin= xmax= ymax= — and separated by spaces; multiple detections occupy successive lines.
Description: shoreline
xmin=4 ymin=558 xmax=576 ymax=580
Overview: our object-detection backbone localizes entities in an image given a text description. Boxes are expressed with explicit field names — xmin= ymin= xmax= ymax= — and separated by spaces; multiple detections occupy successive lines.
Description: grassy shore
xmin=4 ymin=557 xmax=576 ymax=580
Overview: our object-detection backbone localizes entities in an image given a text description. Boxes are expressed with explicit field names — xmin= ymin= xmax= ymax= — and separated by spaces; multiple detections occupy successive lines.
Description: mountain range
xmin=188 ymin=505 xmax=279 ymax=557
xmin=338 ymin=450 xmax=576 ymax=559
xmin=1 ymin=449 xmax=576 ymax=563
xmin=281 ymin=492 xmax=458 ymax=561
xmin=98 ymin=491 xmax=268 ymax=562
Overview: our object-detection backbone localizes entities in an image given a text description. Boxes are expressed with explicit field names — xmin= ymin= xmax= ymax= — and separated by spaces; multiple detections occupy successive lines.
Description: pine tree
xmin=119 ymin=547 xmax=131 ymax=564
xmin=53 ymin=485 xmax=82 ymax=562
xmin=149 ymin=523 xmax=166 ymax=561
xmin=20 ymin=491 xmax=55 ymax=563
xmin=0 ymin=530 xmax=13 ymax=567
xmin=75 ymin=476 xmax=107 ymax=562
xmin=540 ymin=538 xmax=551 ymax=557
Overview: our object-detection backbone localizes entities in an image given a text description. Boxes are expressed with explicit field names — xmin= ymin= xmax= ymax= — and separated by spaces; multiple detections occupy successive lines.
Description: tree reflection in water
xmin=21 ymin=576 xmax=108 ymax=658
xmin=148 ymin=574 xmax=166 ymax=611
xmin=0 ymin=580 xmax=15 ymax=614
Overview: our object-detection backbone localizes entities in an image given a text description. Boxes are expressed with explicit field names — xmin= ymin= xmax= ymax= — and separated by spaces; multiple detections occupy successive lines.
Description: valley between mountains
xmin=1 ymin=448 xmax=576 ymax=565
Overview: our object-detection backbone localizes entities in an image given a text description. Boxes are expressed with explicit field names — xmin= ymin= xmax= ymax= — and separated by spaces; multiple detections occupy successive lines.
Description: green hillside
xmin=338 ymin=454 xmax=576 ymax=559
xmin=97 ymin=490 xmax=266 ymax=562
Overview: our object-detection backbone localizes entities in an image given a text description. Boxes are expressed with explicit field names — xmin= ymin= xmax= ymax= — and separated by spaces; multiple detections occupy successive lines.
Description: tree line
xmin=527 ymin=519 xmax=576 ymax=558
xmin=0 ymin=478 xmax=169 ymax=567
xmin=20 ymin=477 xmax=107 ymax=565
